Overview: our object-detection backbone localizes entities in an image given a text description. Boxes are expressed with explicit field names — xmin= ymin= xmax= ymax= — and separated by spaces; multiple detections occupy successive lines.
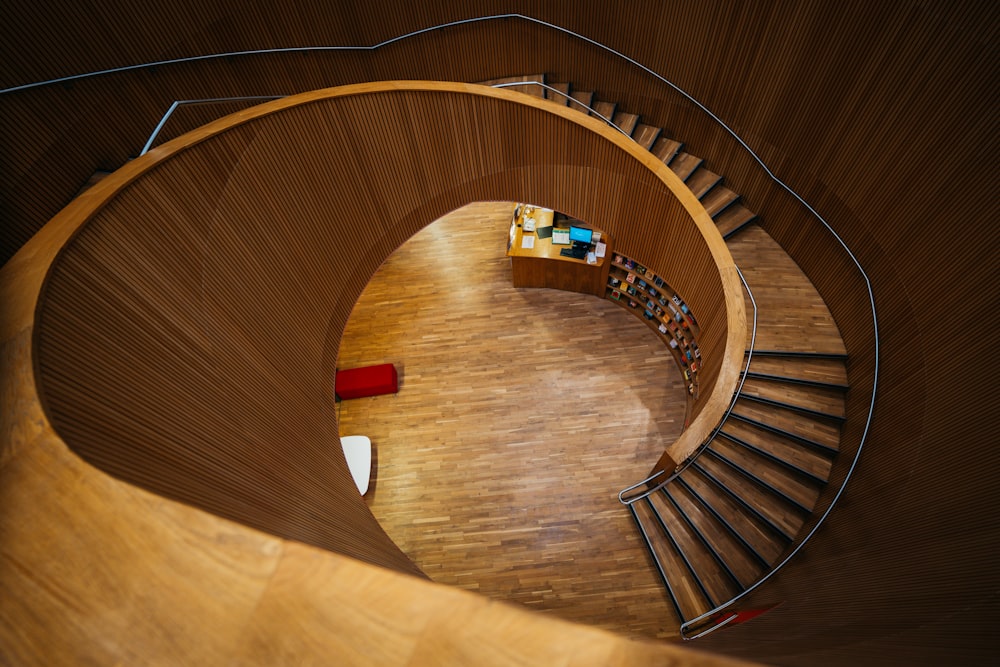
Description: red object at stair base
xmin=710 ymin=604 xmax=780 ymax=629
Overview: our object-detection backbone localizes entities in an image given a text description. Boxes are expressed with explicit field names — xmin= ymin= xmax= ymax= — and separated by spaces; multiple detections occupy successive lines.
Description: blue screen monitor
xmin=569 ymin=226 xmax=593 ymax=244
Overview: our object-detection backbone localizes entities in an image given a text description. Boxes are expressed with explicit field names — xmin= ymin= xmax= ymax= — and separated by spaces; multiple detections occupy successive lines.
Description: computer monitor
xmin=568 ymin=226 xmax=593 ymax=244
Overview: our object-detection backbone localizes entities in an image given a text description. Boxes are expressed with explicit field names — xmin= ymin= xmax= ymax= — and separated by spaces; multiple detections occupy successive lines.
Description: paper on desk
xmin=595 ymin=241 xmax=607 ymax=258
xmin=521 ymin=236 xmax=535 ymax=249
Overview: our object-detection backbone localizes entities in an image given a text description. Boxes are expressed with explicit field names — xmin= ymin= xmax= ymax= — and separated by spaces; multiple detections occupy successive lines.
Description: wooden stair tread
xmin=710 ymin=437 xmax=823 ymax=511
xmin=544 ymin=82 xmax=571 ymax=105
xmin=732 ymin=400 xmax=842 ymax=451
xmin=722 ymin=419 xmax=835 ymax=480
xmin=696 ymin=454 xmax=806 ymax=540
xmin=648 ymin=492 xmax=741 ymax=607
xmin=591 ymin=100 xmax=617 ymax=122
xmin=702 ymin=185 xmax=740 ymax=217
xmin=715 ymin=204 xmax=757 ymax=238
xmin=633 ymin=499 xmax=710 ymax=620
xmin=669 ymin=152 xmax=703 ymax=181
xmin=740 ymin=376 xmax=846 ymax=418
xmin=730 ymin=225 xmax=847 ymax=355
xmin=668 ymin=484 xmax=765 ymax=588
xmin=652 ymin=137 xmax=683 ymax=164
xmin=686 ymin=167 xmax=723 ymax=199
xmin=612 ymin=111 xmax=640 ymax=136
xmin=631 ymin=123 xmax=661 ymax=150
xmin=568 ymin=90 xmax=594 ymax=113
xmin=681 ymin=467 xmax=786 ymax=564
xmin=746 ymin=356 xmax=848 ymax=386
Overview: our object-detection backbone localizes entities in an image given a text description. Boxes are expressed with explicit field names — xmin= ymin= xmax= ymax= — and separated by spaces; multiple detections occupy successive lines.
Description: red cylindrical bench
xmin=335 ymin=363 xmax=399 ymax=400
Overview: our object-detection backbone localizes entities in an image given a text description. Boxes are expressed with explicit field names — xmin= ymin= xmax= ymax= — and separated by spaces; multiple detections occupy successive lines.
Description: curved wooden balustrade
xmin=0 ymin=81 xmax=752 ymax=664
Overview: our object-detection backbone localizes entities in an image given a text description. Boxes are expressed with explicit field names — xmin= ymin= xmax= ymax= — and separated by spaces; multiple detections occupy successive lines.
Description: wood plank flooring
xmin=337 ymin=202 xmax=690 ymax=640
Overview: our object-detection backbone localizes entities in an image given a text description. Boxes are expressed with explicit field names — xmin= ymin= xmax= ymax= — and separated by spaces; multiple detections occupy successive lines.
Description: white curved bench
xmin=340 ymin=435 xmax=372 ymax=495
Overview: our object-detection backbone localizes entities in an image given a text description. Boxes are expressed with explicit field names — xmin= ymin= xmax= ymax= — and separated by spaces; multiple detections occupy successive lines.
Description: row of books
xmin=611 ymin=255 xmax=699 ymax=327
xmin=606 ymin=255 xmax=702 ymax=395
xmin=608 ymin=272 xmax=699 ymax=339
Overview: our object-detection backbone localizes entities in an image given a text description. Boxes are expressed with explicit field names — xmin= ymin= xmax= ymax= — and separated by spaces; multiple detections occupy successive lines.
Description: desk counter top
xmin=506 ymin=205 xmax=608 ymax=267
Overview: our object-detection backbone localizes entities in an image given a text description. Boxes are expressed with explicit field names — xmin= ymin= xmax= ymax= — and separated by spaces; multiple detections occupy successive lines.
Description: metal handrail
xmin=138 ymin=81 xmax=615 ymax=158
xmin=618 ymin=266 xmax=757 ymax=506
xmin=140 ymin=96 xmax=286 ymax=155
xmin=6 ymin=14 xmax=879 ymax=641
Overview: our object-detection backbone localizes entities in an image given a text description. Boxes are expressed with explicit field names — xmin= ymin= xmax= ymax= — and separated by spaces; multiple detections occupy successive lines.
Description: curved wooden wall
xmin=2 ymin=2 xmax=996 ymax=664
xmin=26 ymin=81 xmax=743 ymax=594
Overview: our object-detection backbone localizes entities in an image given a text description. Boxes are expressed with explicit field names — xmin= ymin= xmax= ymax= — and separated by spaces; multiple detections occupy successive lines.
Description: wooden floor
xmin=337 ymin=201 xmax=690 ymax=640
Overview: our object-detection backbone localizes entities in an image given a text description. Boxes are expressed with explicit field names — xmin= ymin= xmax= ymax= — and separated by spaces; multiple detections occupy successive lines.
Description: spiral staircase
xmin=482 ymin=74 xmax=849 ymax=637
xmin=72 ymin=76 xmax=852 ymax=638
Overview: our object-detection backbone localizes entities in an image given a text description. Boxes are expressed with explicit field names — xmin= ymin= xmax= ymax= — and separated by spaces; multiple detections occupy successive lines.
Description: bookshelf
xmin=606 ymin=253 xmax=702 ymax=398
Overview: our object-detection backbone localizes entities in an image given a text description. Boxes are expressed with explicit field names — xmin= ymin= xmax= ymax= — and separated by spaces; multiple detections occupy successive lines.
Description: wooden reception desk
xmin=506 ymin=204 xmax=612 ymax=297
